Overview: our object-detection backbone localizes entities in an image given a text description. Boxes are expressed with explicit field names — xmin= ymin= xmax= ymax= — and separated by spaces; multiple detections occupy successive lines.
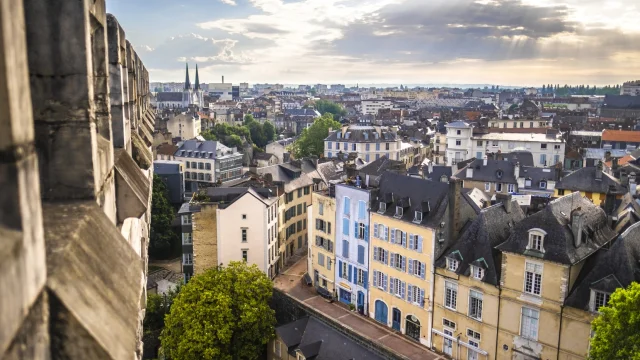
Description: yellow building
xmin=278 ymin=178 xmax=313 ymax=270
xmin=308 ymin=189 xmax=336 ymax=293
xmin=554 ymin=165 xmax=624 ymax=206
xmin=368 ymin=172 xmax=451 ymax=346
xmin=494 ymin=193 xmax=616 ymax=360
xmin=432 ymin=200 xmax=525 ymax=360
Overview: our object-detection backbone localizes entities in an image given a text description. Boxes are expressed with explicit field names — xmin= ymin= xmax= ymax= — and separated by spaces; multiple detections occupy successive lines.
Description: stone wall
xmin=0 ymin=1 xmax=154 ymax=359
xmin=192 ymin=204 xmax=219 ymax=274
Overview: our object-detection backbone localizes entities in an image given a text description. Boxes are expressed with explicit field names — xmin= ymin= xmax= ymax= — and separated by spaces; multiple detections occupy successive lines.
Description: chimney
xmin=496 ymin=193 xmax=512 ymax=213
xmin=466 ymin=166 xmax=474 ymax=178
xmin=483 ymin=155 xmax=488 ymax=166
xmin=514 ymin=162 xmax=520 ymax=179
xmin=428 ymin=161 xmax=434 ymax=175
xmin=595 ymin=162 xmax=603 ymax=181
xmin=571 ymin=208 xmax=585 ymax=248
xmin=630 ymin=172 xmax=637 ymax=196
xmin=620 ymin=169 xmax=628 ymax=185
xmin=222 ymin=76 xmax=225 ymax=84
xmin=448 ymin=177 xmax=462 ymax=244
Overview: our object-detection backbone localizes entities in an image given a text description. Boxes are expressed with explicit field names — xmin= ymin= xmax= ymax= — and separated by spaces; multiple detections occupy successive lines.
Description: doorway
xmin=443 ymin=329 xmax=453 ymax=356
xmin=392 ymin=308 xmax=401 ymax=331
xmin=405 ymin=315 xmax=420 ymax=341
xmin=357 ymin=291 xmax=365 ymax=314
xmin=374 ymin=300 xmax=388 ymax=325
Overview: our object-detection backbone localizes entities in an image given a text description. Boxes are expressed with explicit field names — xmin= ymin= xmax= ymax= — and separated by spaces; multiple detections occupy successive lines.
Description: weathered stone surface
xmin=131 ymin=131 xmax=152 ymax=170
xmin=3 ymin=292 xmax=50 ymax=360
xmin=114 ymin=149 xmax=150 ymax=222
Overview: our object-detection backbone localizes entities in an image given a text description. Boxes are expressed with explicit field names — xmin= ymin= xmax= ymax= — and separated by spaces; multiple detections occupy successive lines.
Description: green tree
xmin=243 ymin=113 xmax=256 ymax=125
xmin=143 ymin=283 xmax=182 ymax=359
xmin=589 ymin=282 xmax=640 ymax=360
xmin=263 ymin=121 xmax=276 ymax=143
xmin=315 ymin=99 xmax=347 ymax=119
xmin=150 ymin=175 xmax=178 ymax=259
xmin=161 ymin=262 xmax=275 ymax=360
xmin=225 ymin=134 xmax=244 ymax=149
xmin=248 ymin=121 xmax=267 ymax=148
xmin=289 ymin=113 xmax=341 ymax=158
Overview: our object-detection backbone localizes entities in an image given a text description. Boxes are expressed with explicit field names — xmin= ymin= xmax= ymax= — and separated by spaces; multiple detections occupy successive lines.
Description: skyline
xmin=107 ymin=0 xmax=640 ymax=86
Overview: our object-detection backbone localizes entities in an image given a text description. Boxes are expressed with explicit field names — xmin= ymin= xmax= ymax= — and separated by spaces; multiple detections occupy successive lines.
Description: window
xmin=358 ymin=223 xmax=366 ymax=239
xmin=374 ymin=270 xmax=384 ymax=289
xmin=182 ymin=215 xmax=191 ymax=225
xmin=414 ymin=211 xmax=423 ymax=223
xmin=447 ymin=258 xmax=459 ymax=272
xmin=386 ymin=143 xmax=390 ymax=150
xmin=541 ymin=143 xmax=547 ymax=149
xmin=539 ymin=181 xmax=547 ymax=189
xmin=484 ymin=183 xmax=490 ymax=192
xmin=327 ymin=258 xmax=332 ymax=270
xmin=343 ymin=197 xmax=350 ymax=215
xmin=205 ymin=163 xmax=211 ymax=170
xmin=304 ymin=186 xmax=310 ymax=195
xmin=374 ymin=247 xmax=387 ymax=263
xmin=298 ymin=189 xmax=302 ymax=197
xmin=242 ymin=214 xmax=247 ymax=219
xmin=328 ymin=142 xmax=332 ymax=150
xmin=391 ymin=277 xmax=404 ymax=297
xmin=376 ymin=143 xmax=380 ymax=151
xmin=357 ymin=268 xmax=365 ymax=286
xmin=366 ymin=143 xmax=370 ymax=151
xmin=186 ymin=162 xmax=190 ymax=169
xmin=357 ymin=245 xmax=365 ymax=264
xmin=496 ymin=183 xmax=503 ymax=192
xmin=185 ymin=172 xmax=190 ymax=179
xmin=477 ymin=140 xmax=483 ymax=146
xmin=476 ymin=152 xmax=482 ymax=159
xmin=408 ymin=284 xmax=421 ymax=305
xmin=443 ymin=318 xmax=456 ymax=329
xmin=469 ymin=290 xmax=483 ymax=320
xmin=471 ymin=265 xmax=484 ymax=280
xmin=508 ymin=183 xmax=515 ymax=193
xmin=342 ymin=240 xmax=349 ymax=257
xmin=182 ymin=233 xmax=192 ymax=244
xmin=528 ymin=230 xmax=545 ymax=252
xmin=467 ymin=329 xmax=481 ymax=341
xmin=183 ymin=253 xmax=193 ymax=265
xmin=410 ymin=259 xmax=424 ymax=278
xmin=358 ymin=201 xmax=366 ymax=219
xmin=395 ymin=206 xmax=403 ymax=218
xmin=525 ymin=179 xmax=532 ymax=188
xmin=274 ymin=340 xmax=282 ymax=358
xmin=378 ymin=202 xmax=386 ymax=213
xmin=391 ymin=253 xmax=405 ymax=271
xmin=520 ymin=307 xmax=540 ymax=340
xmin=554 ymin=144 xmax=561 ymax=150
xmin=591 ymin=290 xmax=611 ymax=312
xmin=297 ymin=204 xmax=302 ymax=215
xmin=319 ymin=202 xmax=324 ymax=215
xmin=524 ymin=261 xmax=543 ymax=296
xmin=540 ymin=154 xmax=547 ymax=166
xmin=456 ymin=139 xmax=462 ymax=146
xmin=242 ymin=250 xmax=248 ymax=262
xmin=242 ymin=229 xmax=247 ymax=242
xmin=554 ymin=154 xmax=560 ymax=165
xmin=444 ymin=281 xmax=458 ymax=310
xmin=341 ymin=261 xmax=348 ymax=280
xmin=318 ymin=252 xmax=325 ymax=266
xmin=457 ymin=130 xmax=461 ymax=135
xmin=342 ymin=218 xmax=349 ymax=236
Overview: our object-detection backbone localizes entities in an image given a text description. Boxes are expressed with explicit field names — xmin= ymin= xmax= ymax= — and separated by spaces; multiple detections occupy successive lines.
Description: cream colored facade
xmin=496 ymin=252 xmax=587 ymax=360
xmin=278 ymin=183 xmax=313 ymax=270
xmin=308 ymin=191 xmax=337 ymax=293
xmin=433 ymin=132 xmax=447 ymax=165
xmin=368 ymin=213 xmax=435 ymax=346
xmin=432 ymin=268 xmax=498 ymax=360
xmin=488 ymin=119 xmax=549 ymax=129
xmin=167 ymin=112 xmax=201 ymax=140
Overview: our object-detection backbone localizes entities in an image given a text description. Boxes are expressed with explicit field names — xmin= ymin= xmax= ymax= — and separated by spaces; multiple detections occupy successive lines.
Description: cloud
xmin=219 ymin=0 xmax=237 ymax=5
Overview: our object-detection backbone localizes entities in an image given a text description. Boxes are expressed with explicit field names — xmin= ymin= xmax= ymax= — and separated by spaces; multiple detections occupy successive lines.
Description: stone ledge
xmin=131 ymin=131 xmax=151 ymax=170
xmin=114 ymin=148 xmax=150 ymax=223
xmin=43 ymin=200 xmax=144 ymax=359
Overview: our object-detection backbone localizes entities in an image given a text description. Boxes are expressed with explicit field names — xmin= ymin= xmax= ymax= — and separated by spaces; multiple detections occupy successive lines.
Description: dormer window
xmin=446 ymin=258 xmax=459 ymax=272
xmin=525 ymin=178 xmax=532 ymax=188
xmin=378 ymin=202 xmax=386 ymax=213
xmin=527 ymin=229 xmax=546 ymax=252
xmin=471 ymin=265 xmax=485 ymax=280
xmin=590 ymin=290 xmax=611 ymax=312
xmin=395 ymin=206 xmax=403 ymax=218
xmin=539 ymin=181 xmax=547 ymax=189
xmin=413 ymin=211 xmax=423 ymax=223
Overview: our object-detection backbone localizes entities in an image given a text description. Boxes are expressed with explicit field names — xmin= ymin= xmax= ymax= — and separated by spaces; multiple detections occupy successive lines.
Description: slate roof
xmin=424 ymin=165 xmax=452 ymax=182
xmin=276 ymin=317 xmax=384 ymax=360
xmin=496 ymin=192 xmax=617 ymax=265
xmin=436 ymin=200 xmax=525 ymax=285
xmin=503 ymin=151 xmax=534 ymax=167
xmin=371 ymin=172 xmax=449 ymax=228
xmin=253 ymin=152 xmax=276 ymax=161
xmin=446 ymin=120 xmax=471 ymax=128
xmin=156 ymin=92 xmax=183 ymax=102
xmin=455 ymin=158 xmax=517 ymax=183
xmin=358 ymin=155 xmax=406 ymax=177
xmin=256 ymin=163 xmax=315 ymax=192
xmin=175 ymin=140 xmax=236 ymax=159
xmin=565 ymin=222 xmax=640 ymax=311
xmin=555 ymin=167 xmax=625 ymax=194
xmin=156 ymin=143 xmax=179 ymax=156
xmin=519 ymin=166 xmax=560 ymax=187
xmin=602 ymin=94 xmax=640 ymax=109
xmin=325 ymin=126 xmax=398 ymax=142
xmin=284 ymin=108 xmax=321 ymax=117
xmin=153 ymin=161 xmax=182 ymax=174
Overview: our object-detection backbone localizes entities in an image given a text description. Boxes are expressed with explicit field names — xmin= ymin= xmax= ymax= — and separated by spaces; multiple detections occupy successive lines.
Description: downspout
xmin=427 ymin=230 xmax=436 ymax=348
xmin=557 ymin=265 xmax=571 ymax=359
xmin=494 ymin=286 xmax=502 ymax=360
xmin=456 ymin=334 xmax=461 ymax=360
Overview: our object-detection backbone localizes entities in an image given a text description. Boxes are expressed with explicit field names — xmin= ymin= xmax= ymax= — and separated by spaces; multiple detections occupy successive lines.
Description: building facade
xmin=278 ymin=180 xmax=313 ymax=270
xmin=166 ymin=112 xmax=201 ymax=140
xmin=308 ymin=190 xmax=337 ymax=293
xmin=174 ymin=140 xmax=243 ymax=184
xmin=361 ymin=99 xmax=393 ymax=115
xmin=335 ymin=183 xmax=373 ymax=314
xmin=324 ymin=125 xmax=401 ymax=162
xmin=446 ymin=121 xmax=474 ymax=166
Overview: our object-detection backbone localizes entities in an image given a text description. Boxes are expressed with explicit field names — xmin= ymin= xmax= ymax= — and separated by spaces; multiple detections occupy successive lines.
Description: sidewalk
xmin=274 ymin=258 xmax=445 ymax=360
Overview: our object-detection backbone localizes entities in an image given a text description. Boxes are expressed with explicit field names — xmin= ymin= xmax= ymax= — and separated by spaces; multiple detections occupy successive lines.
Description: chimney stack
xmin=448 ymin=177 xmax=462 ymax=244
xmin=621 ymin=169 xmax=628 ymax=185
xmin=571 ymin=208 xmax=585 ymax=248
xmin=595 ymin=162 xmax=603 ymax=180
xmin=514 ymin=162 xmax=520 ymax=179
xmin=466 ymin=166 xmax=474 ymax=178
xmin=630 ymin=172 xmax=637 ymax=196
xmin=483 ymin=155 xmax=488 ymax=166
xmin=428 ymin=161 xmax=434 ymax=175
xmin=222 ymin=75 xmax=225 ymax=84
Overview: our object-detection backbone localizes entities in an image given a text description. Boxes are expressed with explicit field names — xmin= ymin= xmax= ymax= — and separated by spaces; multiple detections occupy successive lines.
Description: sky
xmin=106 ymin=0 xmax=640 ymax=86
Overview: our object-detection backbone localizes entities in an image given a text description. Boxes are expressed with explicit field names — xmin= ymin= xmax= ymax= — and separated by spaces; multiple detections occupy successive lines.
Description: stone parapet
xmin=0 ymin=0 xmax=153 ymax=359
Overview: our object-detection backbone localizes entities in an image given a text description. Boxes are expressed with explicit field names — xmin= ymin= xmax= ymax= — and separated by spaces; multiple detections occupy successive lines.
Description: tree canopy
xmin=201 ymin=115 xmax=275 ymax=150
xmin=289 ymin=113 xmax=341 ymax=158
xmin=150 ymin=175 xmax=179 ymax=259
xmin=315 ymin=99 xmax=347 ymax=119
xmin=589 ymin=282 xmax=640 ymax=360
xmin=161 ymin=262 xmax=276 ymax=360
xmin=143 ymin=284 xmax=182 ymax=359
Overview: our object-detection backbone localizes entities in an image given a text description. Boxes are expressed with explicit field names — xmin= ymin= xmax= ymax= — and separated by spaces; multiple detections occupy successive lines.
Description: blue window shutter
xmin=358 ymin=245 xmax=364 ymax=264
xmin=402 ymin=256 xmax=406 ymax=272
xmin=365 ymin=225 xmax=369 ymax=242
xmin=342 ymin=240 xmax=348 ymax=258
xmin=409 ymin=234 xmax=415 ymax=250
xmin=385 ymin=250 xmax=389 ymax=265
xmin=354 ymin=221 xmax=359 ymax=238
xmin=408 ymin=258 xmax=414 ymax=275
xmin=338 ymin=260 xmax=342 ymax=278
xmin=373 ymin=270 xmax=378 ymax=287
xmin=353 ymin=266 xmax=357 ymax=284
xmin=363 ymin=271 xmax=368 ymax=289
xmin=359 ymin=201 xmax=366 ymax=219
xmin=390 ymin=252 xmax=395 ymax=268
xmin=391 ymin=228 xmax=396 ymax=244
xmin=401 ymin=281 xmax=406 ymax=300
xmin=390 ymin=277 xmax=395 ymax=294
xmin=348 ymin=264 xmax=353 ymax=282
xmin=421 ymin=262 xmax=426 ymax=280
xmin=343 ymin=218 xmax=349 ymax=236
xmin=373 ymin=223 xmax=379 ymax=238
xmin=418 ymin=236 xmax=423 ymax=253
xmin=420 ymin=288 xmax=425 ymax=307
xmin=402 ymin=232 xmax=407 ymax=247
xmin=408 ymin=284 xmax=413 ymax=302
xmin=383 ymin=274 xmax=388 ymax=291
xmin=344 ymin=197 xmax=350 ymax=215
xmin=373 ymin=247 xmax=378 ymax=262
xmin=384 ymin=226 xmax=389 ymax=241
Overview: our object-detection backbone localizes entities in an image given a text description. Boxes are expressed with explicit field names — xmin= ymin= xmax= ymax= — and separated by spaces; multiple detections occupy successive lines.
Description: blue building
xmin=334 ymin=181 xmax=375 ymax=315
xmin=153 ymin=160 xmax=185 ymax=204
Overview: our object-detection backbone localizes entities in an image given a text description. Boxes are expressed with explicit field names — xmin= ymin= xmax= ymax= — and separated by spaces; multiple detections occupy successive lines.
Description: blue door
xmin=374 ymin=300 xmax=388 ymax=325
xmin=357 ymin=291 xmax=365 ymax=314
xmin=392 ymin=308 xmax=401 ymax=331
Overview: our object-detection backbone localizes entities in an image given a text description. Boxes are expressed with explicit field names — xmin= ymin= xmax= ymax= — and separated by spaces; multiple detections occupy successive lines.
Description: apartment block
xmin=308 ymin=188 xmax=337 ymax=294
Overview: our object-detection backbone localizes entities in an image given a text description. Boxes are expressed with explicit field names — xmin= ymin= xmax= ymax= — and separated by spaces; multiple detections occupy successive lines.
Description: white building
xmin=324 ymin=125 xmax=401 ymax=162
xmin=167 ymin=112 xmax=201 ymax=140
xmin=621 ymin=80 xmax=640 ymax=96
xmin=361 ymin=99 xmax=392 ymax=115
xmin=209 ymin=83 xmax=233 ymax=101
xmin=445 ymin=121 xmax=566 ymax=167
xmin=174 ymin=140 xmax=243 ymax=184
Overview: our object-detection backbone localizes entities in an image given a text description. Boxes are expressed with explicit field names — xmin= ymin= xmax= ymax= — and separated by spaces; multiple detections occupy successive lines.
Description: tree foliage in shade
xmin=150 ymin=175 xmax=178 ymax=259
xmin=589 ymin=282 xmax=640 ymax=360
xmin=289 ymin=113 xmax=341 ymax=158
xmin=161 ymin=262 xmax=276 ymax=360
xmin=315 ymin=99 xmax=347 ymax=119
xmin=263 ymin=121 xmax=276 ymax=144
xmin=143 ymin=284 xmax=182 ymax=359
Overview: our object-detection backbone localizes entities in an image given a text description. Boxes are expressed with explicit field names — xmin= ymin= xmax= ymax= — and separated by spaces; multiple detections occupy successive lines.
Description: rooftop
xmin=602 ymin=129 xmax=640 ymax=143
xmin=555 ymin=167 xmax=625 ymax=194
xmin=471 ymin=132 xmax=563 ymax=143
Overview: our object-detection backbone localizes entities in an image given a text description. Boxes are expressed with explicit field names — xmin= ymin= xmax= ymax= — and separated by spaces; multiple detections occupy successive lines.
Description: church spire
xmin=194 ymin=64 xmax=200 ymax=91
xmin=184 ymin=63 xmax=191 ymax=90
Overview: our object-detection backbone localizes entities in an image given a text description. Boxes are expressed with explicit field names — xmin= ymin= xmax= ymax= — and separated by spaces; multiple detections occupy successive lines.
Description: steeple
xmin=194 ymin=64 xmax=200 ymax=91
xmin=184 ymin=63 xmax=191 ymax=90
